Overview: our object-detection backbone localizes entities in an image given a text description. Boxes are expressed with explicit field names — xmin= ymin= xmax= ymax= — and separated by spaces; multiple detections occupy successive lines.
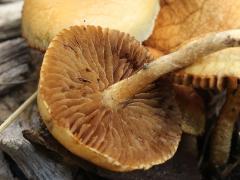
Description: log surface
xmin=0 ymin=38 xmax=30 ymax=95
xmin=0 ymin=81 xmax=77 ymax=180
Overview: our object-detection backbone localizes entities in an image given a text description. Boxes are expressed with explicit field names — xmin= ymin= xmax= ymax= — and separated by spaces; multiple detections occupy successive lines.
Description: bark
xmin=0 ymin=1 xmax=23 ymax=41
xmin=0 ymin=38 xmax=30 ymax=95
xmin=0 ymin=123 xmax=76 ymax=180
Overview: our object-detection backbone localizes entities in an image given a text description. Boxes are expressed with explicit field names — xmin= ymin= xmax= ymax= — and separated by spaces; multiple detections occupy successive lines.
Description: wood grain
xmin=0 ymin=81 xmax=78 ymax=180
xmin=0 ymin=38 xmax=30 ymax=95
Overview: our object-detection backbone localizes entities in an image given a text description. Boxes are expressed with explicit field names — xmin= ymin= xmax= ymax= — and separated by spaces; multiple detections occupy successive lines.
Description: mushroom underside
xmin=38 ymin=26 xmax=182 ymax=172
xmin=173 ymin=48 xmax=240 ymax=90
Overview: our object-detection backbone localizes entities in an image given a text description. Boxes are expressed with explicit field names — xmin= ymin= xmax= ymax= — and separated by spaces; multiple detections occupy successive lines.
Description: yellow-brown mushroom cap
xmin=38 ymin=25 xmax=182 ymax=172
xmin=22 ymin=0 xmax=160 ymax=51
xmin=174 ymin=48 xmax=240 ymax=90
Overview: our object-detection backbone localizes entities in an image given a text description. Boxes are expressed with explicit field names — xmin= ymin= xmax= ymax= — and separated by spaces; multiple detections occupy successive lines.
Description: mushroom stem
xmin=210 ymin=88 xmax=240 ymax=165
xmin=103 ymin=30 xmax=240 ymax=106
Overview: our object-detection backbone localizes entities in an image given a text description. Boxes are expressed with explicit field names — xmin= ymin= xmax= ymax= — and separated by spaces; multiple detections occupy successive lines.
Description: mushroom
xmin=174 ymin=48 xmax=240 ymax=89
xmin=37 ymin=25 xmax=240 ymax=171
xmin=22 ymin=0 xmax=160 ymax=51
xmin=144 ymin=0 xmax=240 ymax=165
xmin=38 ymin=25 xmax=182 ymax=172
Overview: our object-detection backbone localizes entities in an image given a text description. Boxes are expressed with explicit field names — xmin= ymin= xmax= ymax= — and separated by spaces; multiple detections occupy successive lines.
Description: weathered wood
xmin=0 ymin=123 xmax=76 ymax=180
xmin=0 ymin=151 xmax=15 ymax=180
xmin=0 ymin=1 xmax=23 ymax=41
xmin=0 ymin=63 xmax=78 ymax=179
xmin=0 ymin=38 xmax=30 ymax=95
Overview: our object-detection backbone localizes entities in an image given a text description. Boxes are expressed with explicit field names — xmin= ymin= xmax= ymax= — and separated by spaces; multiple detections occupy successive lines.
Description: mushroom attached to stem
xmin=38 ymin=26 xmax=240 ymax=171
xmin=38 ymin=26 xmax=183 ymax=172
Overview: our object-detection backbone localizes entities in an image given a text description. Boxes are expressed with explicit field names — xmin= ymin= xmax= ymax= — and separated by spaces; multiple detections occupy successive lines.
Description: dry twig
xmin=0 ymin=91 xmax=37 ymax=133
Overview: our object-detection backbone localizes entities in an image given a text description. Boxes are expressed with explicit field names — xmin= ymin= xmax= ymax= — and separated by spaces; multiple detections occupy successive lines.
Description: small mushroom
xmin=22 ymin=0 xmax=160 ymax=51
xmin=37 ymin=25 xmax=240 ymax=171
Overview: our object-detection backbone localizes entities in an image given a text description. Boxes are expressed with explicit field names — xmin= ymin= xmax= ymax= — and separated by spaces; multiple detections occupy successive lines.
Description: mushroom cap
xmin=145 ymin=0 xmax=240 ymax=52
xmin=174 ymin=48 xmax=240 ymax=90
xmin=38 ymin=25 xmax=182 ymax=172
xmin=22 ymin=0 xmax=160 ymax=51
